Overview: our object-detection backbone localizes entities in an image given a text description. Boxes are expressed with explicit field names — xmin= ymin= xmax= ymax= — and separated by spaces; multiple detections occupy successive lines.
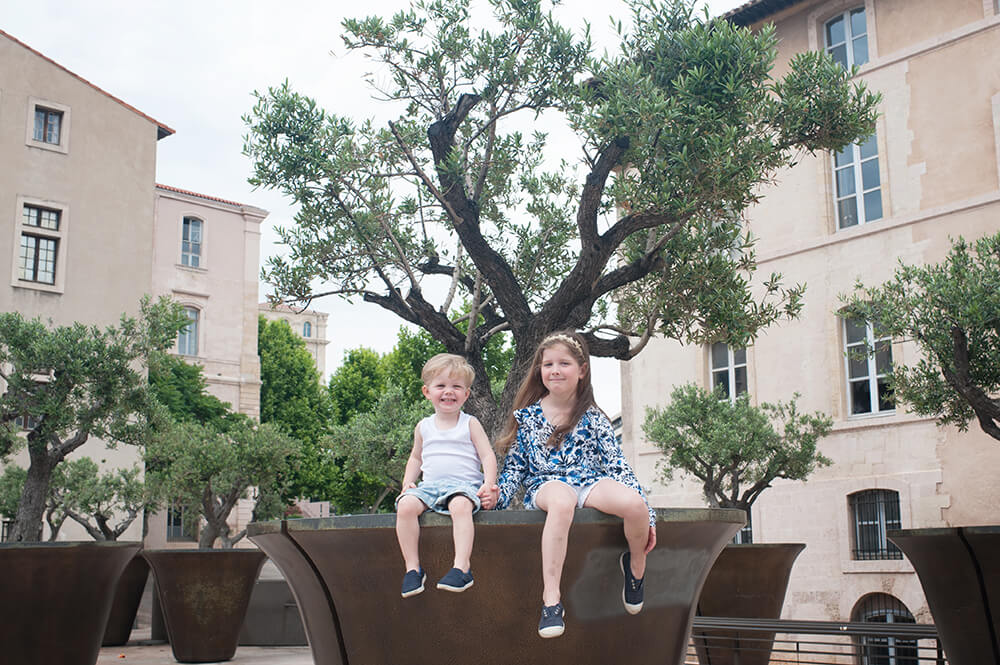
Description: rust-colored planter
xmin=694 ymin=543 xmax=806 ymax=665
xmin=249 ymin=507 xmax=745 ymax=665
xmin=888 ymin=526 xmax=1000 ymax=665
xmin=143 ymin=549 xmax=267 ymax=663
xmin=0 ymin=541 xmax=141 ymax=665
xmin=102 ymin=553 xmax=150 ymax=646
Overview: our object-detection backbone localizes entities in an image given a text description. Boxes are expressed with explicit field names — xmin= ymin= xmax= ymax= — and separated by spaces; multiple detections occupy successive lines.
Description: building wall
xmin=258 ymin=303 xmax=330 ymax=377
xmin=0 ymin=31 xmax=167 ymax=542
xmin=621 ymin=0 xmax=1000 ymax=623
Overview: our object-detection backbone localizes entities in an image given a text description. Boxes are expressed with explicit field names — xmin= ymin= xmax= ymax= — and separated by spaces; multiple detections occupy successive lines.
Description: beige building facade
xmin=259 ymin=302 xmax=330 ymax=377
xmin=0 ymin=28 xmax=172 ymax=542
xmin=621 ymin=0 xmax=1000 ymax=626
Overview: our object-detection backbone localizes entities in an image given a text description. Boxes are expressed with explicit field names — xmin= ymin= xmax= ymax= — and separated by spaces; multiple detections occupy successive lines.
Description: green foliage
xmin=145 ymin=419 xmax=300 ymax=548
xmin=148 ymin=352 xmax=232 ymax=428
xmin=55 ymin=457 xmax=152 ymax=541
xmin=0 ymin=465 xmax=68 ymax=540
xmin=0 ymin=296 xmax=189 ymax=542
xmin=244 ymin=0 xmax=879 ymax=434
xmin=840 ymin=233 xmax=1000 ymax=441
xmin=0 ymin=465 xmax=23 ymax=518
xmin=326 ymin=385 xmax=430 ymax=513
xmin=328 ymin=348 xmax=388 ymax=425
xmin=643 ymin=384 xmax=833 ymax=510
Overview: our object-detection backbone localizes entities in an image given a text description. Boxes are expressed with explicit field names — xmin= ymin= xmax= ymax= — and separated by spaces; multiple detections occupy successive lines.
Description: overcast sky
xmin=4 ymin=0 xmax=745 ymax=414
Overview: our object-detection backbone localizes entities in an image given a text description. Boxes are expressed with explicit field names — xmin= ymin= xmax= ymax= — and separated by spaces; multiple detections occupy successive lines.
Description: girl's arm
xmin=495 ymin=430 xmax=529 ymax=510
xmin=591 ymin=412 xmax=657 ymax=527
xmin=399 ymin=423 xmax=424 ymax=494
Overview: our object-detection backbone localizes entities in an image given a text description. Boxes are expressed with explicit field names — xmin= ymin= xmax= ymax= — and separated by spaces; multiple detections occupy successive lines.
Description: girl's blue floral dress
xmin=496 ymin=402 xmax=656 ymax=526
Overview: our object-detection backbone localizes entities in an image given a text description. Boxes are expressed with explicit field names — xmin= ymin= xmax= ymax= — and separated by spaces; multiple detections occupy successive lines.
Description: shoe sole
xmin=538 ymin=624 xmax=565 ymax=638
xmin=436 ymin=580 xmax=474 ymax=592
xmin=401 ymin=574 xmax=426 ymax=598
xmin=620 ymin=553 xmax=643 ymax=615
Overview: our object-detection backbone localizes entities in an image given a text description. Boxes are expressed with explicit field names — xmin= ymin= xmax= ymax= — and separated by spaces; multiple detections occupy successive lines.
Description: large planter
xmin=249 ymin=507 xmax=745 ymax=665
xmin=888 ymin=526 xmax=1000 ymax=665
xmin=102 ymin=552 xmax=150 ymax=646
xmin=0 ymin=541 xmax=141 ymax=665
xmin=693 ymin=543 xmax=805 ymax=665
xmin=143 ymin=548 xmax=267 ymax=663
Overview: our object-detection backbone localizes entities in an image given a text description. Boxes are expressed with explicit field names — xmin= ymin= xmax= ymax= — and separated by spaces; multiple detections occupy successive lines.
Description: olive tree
xmin=244 ymin=0 xmax=880 ymax=434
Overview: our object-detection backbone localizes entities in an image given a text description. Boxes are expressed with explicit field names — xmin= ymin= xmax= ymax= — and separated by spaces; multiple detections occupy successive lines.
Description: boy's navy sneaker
xmin=401 ymin=568 xmax=426 ymax=598
xmin=436 ymin=567 xmax=474 ymax=592
xmin=620 ymin=551 xmax=644 ymax=614
xmin=538 ymin=602 xmax=565 ymax=638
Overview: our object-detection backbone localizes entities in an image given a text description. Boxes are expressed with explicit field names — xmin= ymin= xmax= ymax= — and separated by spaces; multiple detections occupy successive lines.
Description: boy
xmin=395 ymin=353 xmax=497 ymax=597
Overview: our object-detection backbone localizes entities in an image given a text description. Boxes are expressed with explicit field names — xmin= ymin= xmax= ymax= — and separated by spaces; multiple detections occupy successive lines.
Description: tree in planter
xmin=840 ymin=232 xmax=1000 ymax=442
xmin=326 ymin=385 xmax=429 ymax=513
xmin=0 ymin=465 xmax=67 ymax=541
xmin=55 ymin=458 xmax=153 ymax=541
xmin=145 ymin=418 xmax=300 ymax=548
xmin=245 ymin=0 xmax=880 ymax=436
xmin=643 ymin=384 xmax=832 ymax=518
xmin=0 ymin=297 xmax=188 ymax=542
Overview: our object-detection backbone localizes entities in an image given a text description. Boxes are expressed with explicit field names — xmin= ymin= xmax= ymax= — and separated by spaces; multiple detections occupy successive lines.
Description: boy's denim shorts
xmin=396 ymin=478 xmax=483 ymax=515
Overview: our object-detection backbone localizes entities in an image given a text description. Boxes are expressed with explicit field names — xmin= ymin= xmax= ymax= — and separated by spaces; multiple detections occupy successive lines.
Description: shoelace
xmin=542 ymin=605 xmax=562 ymax=618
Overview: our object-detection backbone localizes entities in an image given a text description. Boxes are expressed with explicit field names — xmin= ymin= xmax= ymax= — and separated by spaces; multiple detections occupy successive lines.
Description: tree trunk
xmin=11 ymin=451 xmax=55 ymax=542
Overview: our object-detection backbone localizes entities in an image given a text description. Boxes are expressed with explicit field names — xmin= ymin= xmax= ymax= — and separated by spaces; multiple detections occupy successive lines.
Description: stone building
xmin=620 ymin=0 xmax=1000 ymax=629
xmin=258 ymin=302 xmax=330 ymax=377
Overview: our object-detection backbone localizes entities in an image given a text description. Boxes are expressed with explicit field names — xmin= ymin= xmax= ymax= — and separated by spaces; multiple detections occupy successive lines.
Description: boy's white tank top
xmin=419 ymin=412 xmax=483 ymax=484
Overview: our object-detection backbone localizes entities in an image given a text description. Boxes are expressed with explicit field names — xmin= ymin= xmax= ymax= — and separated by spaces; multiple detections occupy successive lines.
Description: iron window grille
xmin=850 ymin=489 xmax=903 ymax=560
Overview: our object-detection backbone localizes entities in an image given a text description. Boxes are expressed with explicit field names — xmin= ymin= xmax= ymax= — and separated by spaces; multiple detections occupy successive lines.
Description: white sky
xmin=4 ymin=0 xmax=746 ymax=415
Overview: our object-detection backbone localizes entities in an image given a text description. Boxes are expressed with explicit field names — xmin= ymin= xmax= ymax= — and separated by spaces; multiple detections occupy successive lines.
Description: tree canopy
xmin=0 ymin=297 xmax=188 ymax=542
xmin=841 ymin=232 xmax=1000 ymax=442
xmin=245 ymin=0 xmax=879 ymax=434
xmin=643 ymin=384 xmax=832 ymax=512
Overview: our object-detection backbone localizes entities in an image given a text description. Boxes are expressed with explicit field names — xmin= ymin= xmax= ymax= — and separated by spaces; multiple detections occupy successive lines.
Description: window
xmin=181 ymin=217 xmax=203 ymax=267
xmin=14 ymin=202 xmax=65 ymax=290
xmin=825 ymin=8 xmax=869 ymax=70
xmin=850 ymin=490 xmax=903 ymax=560
xmin=1 ymin=520 xmax=12 ymax=542
xmin=177 ymin=307 xmax=199 ymax=356
xmin=710 ymin=343 xmax=747 ymax=403
xmin=14 ymin=413 xmax=39 ymax=431
xmin=733 ymin=511 xmax=753 ymax=544
xmin=833 ymin=134 xmax=882 ymax=229
xmin=852 ymin=594 xmax=917 ymax=665
xmin=33 ymin=107 xmax=63 ymax=145
xmin=166 ymin=505 xmax=198 ymax=542
xmin=303 ymin=321 xmax=312 ymax=338
xmin=843 ymin=318 xmax=893 ymax=416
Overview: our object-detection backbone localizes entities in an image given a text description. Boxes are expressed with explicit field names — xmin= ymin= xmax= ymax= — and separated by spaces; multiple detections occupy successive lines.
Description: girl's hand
xmin=644 ymin=525 xmax=657 ymax=554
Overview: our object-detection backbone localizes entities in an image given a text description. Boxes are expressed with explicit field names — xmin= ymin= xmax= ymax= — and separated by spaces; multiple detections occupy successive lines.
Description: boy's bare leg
xmin=396 ymin=495 xmax=427 ymax=571
xmin=584 ymin=478 xmax=650 ymax=578
xmin=447 ymin=494 xmax=475 ymax=571
xmin=535 ymin=481 xmax=578 ymax=606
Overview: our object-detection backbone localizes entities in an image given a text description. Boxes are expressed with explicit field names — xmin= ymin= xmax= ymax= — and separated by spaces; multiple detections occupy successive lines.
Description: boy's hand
xmin=397 ymin=482 xmax=416 ymax=502
xmin=477 ymin=483 xmax=499 ymax=510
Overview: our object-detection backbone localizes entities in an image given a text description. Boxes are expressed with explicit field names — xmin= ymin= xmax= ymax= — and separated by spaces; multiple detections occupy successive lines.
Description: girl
xmin=493 ymin=331 xmax=657 ymax=639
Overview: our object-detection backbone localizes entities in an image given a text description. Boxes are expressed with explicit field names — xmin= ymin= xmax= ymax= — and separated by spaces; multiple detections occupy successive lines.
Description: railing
xmin=687 ymin=617 xmax=946 ymax=664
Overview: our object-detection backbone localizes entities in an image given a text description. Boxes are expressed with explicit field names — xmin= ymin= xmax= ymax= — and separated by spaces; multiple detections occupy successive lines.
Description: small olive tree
xmin=643 ymin=384 xmax=832 ymax=515
xmin=840 ymin=232 xmax=1000 ymax=442
xmin=56 ymin=458 xmax=152 ymax=541
xmin=145 ymin=418 xmax=300 ymax=548
xmin=0 ymin=465 xmax=67 ymax=541
xmin=0 ymin=297 xmax=188 ymax=542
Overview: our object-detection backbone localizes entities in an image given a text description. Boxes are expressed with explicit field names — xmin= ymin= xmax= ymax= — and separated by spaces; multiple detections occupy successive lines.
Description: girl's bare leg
xmin=534 ymin=481 xmax=578 ymax=606
xmin=584 ymin=478 xmax=651 ymax=578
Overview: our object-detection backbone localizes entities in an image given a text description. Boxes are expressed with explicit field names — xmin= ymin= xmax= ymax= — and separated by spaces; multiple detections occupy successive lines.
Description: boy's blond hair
xmin=421 ymin=353 xmax=475 ymax=387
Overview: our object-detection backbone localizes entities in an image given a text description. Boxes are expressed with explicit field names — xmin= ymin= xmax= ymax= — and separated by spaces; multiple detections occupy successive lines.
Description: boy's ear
xmin=421 ymin=384 xmax=430 ymax=398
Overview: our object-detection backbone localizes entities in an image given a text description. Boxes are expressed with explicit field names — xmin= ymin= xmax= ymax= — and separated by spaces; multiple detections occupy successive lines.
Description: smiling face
xmin=539 ymin=343 xmax=587 ymax=398
xmin=421 ymin=371 xmax=472 ymax=415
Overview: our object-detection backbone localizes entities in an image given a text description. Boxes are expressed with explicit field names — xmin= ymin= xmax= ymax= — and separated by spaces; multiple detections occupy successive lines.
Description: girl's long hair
xmin=496 ymin=330 xmax=597 ymax=456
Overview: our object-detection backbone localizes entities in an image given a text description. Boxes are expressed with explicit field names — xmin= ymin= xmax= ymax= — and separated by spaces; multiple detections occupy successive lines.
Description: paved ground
xmin=96 ymin=643 xmax=313 ymax=665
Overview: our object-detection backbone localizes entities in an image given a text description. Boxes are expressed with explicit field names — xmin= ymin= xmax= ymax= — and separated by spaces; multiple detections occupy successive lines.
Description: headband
xmin=541 ymin=333 xmax=584 ymax=356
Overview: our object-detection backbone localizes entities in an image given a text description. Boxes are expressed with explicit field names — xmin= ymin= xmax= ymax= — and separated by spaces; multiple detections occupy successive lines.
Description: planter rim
xmin=723 ymin=542 xmax=805 ymax=549
xmin=890 ymin=525 xmax=1000 ymax=538
xmin=0 ymin=540 xmax=141 ymax=550
xmin=143 ymin=547 xmax=264 ymax=554
xmin=249 ymin=506 xmax=746 ymax=537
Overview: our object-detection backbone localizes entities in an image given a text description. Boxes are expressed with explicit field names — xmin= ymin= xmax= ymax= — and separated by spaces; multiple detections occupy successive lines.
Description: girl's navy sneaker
xmin=401 ymin=568 xmax=426 ymax=598
xmin=620 ymin=551 xmax=644 ymax=614
xmin=538 ymin=602 xmax=565 ymax=638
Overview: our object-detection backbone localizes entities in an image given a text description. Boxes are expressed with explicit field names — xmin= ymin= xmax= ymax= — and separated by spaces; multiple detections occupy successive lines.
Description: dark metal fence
xmin=687 ymin=617 xmax=946 ymax=665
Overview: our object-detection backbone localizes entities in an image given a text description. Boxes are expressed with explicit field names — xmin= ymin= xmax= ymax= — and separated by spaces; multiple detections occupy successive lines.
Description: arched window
xmin=849 ymin=489 xmax=902 ymax=560
xmin=825 ymin=7 xmax=869 ymax=70
xmin=851 ymin=593 xmax=917 ymax=665
xmin=177 ymin=307 xmax=199 ymax=356
xmin=303 ymin=321 xmax=312 ymax=338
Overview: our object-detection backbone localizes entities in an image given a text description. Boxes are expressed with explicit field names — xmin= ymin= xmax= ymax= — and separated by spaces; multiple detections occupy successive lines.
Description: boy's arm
xmin=399 ymin=423 xmax=424 ymax=492
xmin=469 ymin=417 xmax=498 ymax=509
